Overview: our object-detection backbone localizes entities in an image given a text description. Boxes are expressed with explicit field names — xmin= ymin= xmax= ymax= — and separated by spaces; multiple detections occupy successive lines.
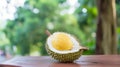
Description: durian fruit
xmin=46 ymin=32 xmax=88 ymax=63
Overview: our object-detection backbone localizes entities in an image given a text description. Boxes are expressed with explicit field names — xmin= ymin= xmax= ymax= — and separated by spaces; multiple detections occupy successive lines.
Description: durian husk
xmin=46 ymin=44 xmax=83 ymax=63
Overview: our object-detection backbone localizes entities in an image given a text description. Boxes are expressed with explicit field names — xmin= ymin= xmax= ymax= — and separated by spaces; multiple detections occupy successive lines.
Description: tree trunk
xmin=96 ymin=0 xmax=117 ymax=54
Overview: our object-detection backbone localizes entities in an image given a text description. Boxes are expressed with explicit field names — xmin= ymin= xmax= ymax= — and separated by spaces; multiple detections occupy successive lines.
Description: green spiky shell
xmin=46 ymin=44 xmax=83 ymax=63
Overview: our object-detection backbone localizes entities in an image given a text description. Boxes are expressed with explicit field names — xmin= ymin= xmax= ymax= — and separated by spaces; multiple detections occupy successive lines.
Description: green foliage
xmin=116 ymin=0 xmax=120 ymax=53
xmin=74 ymin=0 xmax=97 ymax=54
xmin=4 ymin=0 xmax=84 ymax=55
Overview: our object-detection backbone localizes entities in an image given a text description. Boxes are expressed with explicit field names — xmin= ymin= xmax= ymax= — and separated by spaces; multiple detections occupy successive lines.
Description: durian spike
xmin=80 ymin=46 xmax=89 ymax=51
xmin=45 ymin=30 xmax=51 ymax=36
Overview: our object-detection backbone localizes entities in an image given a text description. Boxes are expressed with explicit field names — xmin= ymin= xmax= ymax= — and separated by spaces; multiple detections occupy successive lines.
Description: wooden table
xmin=0 ymin=55 xmax=120 ymax=67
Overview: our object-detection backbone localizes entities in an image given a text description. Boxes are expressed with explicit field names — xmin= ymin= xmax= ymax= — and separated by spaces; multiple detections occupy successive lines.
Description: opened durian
xmin=46 ymin=32 xmax=88 ymax=62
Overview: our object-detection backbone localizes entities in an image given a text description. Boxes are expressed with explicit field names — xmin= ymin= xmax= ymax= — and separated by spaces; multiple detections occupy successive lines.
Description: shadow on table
xmin=49 ymin=62 xmax=81 ymax=67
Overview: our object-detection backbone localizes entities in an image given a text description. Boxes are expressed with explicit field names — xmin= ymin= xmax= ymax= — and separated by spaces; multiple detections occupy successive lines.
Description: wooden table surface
xmin=0 ymin=55 xmax=120 ymax=67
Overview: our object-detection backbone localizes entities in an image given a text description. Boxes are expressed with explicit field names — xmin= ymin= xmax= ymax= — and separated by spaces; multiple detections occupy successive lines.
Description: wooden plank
xmin=0 ymin=55 xmax=120 ymax=67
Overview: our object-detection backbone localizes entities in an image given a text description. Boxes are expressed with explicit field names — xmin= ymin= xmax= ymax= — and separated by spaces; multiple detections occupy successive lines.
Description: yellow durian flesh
xmin=51 ymin=32 xmax=73 ymax=51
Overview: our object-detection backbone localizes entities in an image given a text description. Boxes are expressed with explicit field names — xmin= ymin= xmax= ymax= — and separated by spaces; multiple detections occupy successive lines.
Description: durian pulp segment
xmin=51 ymin=33 xmax=73 ymax=51
xmin=47 ymin=32 xmax=80 ymax=54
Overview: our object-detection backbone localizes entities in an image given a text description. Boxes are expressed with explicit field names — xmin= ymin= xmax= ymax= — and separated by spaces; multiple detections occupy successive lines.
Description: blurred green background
xmin=0 ymin=0 xmax=120 ymax=57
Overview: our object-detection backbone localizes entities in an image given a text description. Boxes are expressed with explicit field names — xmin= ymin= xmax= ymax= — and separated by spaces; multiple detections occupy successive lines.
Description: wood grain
xmin=1 ymin=55 xmax=120 ymax=67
